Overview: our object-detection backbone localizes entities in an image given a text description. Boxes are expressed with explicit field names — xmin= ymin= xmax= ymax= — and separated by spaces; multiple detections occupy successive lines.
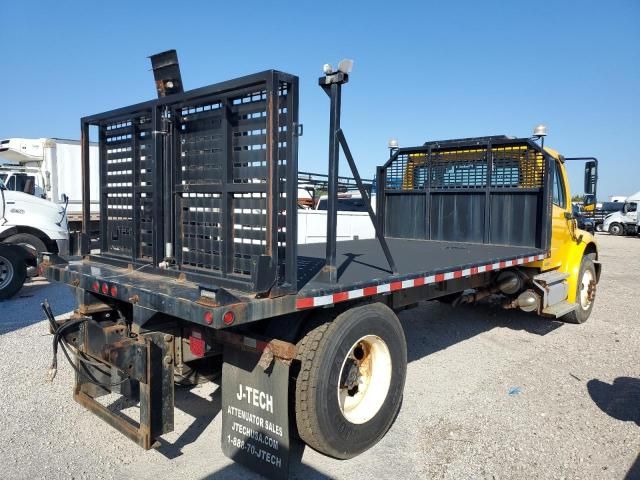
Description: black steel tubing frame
xmin=317 ymin=71 xmax=397 ymax=281
xmin=80 ymin=70 xmax=300 ymax=295
xmin=320 ymin=77 xmax=343 ymax=283
xmin=336 ymin=129 xmax=397 ymax=274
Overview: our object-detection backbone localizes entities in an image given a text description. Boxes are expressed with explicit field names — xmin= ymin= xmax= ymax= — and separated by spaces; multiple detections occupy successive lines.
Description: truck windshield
xmin=601 ymin=202 xmax=624 ymax=213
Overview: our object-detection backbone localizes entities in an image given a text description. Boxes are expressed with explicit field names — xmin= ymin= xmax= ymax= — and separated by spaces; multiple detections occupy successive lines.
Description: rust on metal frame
xmin=195 ymin=295 xmax=220 ymax=308
xmin=78 ymin=303 xmax=113 ymax=315
xmin=74 ymin=388 xmax=155 ymax=449
xmin=214 ymin=330 xmax=297 ymax=363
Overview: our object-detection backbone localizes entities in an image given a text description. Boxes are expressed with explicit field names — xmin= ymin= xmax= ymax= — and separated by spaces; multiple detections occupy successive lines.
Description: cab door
xmin=624 ymin=202 xmax=638 ymax=225
xmin=548 ymin=159 xmax=573 ymax=268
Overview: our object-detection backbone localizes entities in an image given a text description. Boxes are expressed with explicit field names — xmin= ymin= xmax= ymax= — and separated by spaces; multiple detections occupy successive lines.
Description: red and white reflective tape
xmin=296 ymin=253 xmax=547 ymax=309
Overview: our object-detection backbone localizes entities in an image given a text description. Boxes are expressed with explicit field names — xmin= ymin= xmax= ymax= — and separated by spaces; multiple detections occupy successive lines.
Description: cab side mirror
xmin=584 ymin=161 xmax=597 ymax=197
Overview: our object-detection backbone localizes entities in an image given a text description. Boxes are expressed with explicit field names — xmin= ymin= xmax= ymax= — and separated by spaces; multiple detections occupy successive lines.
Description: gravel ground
xmin=0 ymin=234 xmax=638 ymax=480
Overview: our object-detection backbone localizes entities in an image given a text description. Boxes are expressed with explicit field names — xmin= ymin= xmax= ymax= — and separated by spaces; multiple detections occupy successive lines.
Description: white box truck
xmin=0 ymin=137 xmax=99 ymax=231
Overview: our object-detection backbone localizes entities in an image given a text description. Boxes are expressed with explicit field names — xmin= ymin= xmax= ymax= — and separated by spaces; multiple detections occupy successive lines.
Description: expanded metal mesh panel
xmin=231 ymin=87 xmax=289 ymax=185
xmin=91 ymin=71 xmax=298 ymax=292
xmin=174 ymin=77 xmax=295 ymax=287
xmin=177 ymin=88 xmax=289 ymax=187
xmin=178 ymin=101 xmax=225 ymax=185
xmin=491 ymin=145 xmax=544 ymax=188
xmin=102 ymin=114 xmax=154 ymax=259
xmin=139 ymin=193 xmax=154 ymax=260
xmin=179 ymin=193 xmax=223 ymax=271
xmin=430 ymin=149 xmax=487 ymax=188
xmin=231 ymin=194 xmax=288 ymax=276
xmin=385 ymin=143 xmax=544 ymax=191
xmin=385 ymin=153 xmax=409 ymax=191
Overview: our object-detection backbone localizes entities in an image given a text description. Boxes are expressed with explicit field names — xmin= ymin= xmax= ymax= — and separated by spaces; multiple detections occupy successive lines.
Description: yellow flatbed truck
xmin=43 ymin=52 xmax=600 ymax=479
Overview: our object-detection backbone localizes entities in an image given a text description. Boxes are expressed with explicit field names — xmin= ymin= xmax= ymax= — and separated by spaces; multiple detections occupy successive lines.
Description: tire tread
xmin=295 ymin=319 xmax=334 ymax=455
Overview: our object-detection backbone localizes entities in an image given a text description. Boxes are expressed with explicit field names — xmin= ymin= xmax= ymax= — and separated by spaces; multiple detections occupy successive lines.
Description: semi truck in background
xmin=0 ymin=176 xmax=69 ymax=299
xmin=0 ymin=137 xmax=99 ymax=232
xmin=602 ymin=190 xmax=640 ymax=235
xmin=592 ymin=201 xmax=625 ymax=232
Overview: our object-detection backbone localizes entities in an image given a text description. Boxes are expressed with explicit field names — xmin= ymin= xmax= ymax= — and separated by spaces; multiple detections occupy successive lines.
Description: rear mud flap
xmin=221 ymin=345 xmax=291 ymax=479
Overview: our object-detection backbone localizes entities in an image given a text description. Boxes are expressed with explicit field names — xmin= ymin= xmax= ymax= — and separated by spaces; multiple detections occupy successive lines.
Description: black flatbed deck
xmin=45 ymin=239 xmax=546 ymax=327
xmin=297 ymin=238 xmax=546 ymax=297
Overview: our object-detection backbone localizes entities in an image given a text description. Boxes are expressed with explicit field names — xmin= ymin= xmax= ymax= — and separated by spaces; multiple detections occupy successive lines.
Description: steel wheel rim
xmin=580 ymin=269 xmax=595 ymax=310
xmin=337 ymin=335 xmax=392 ymax=424
xmin=0 ymin=255 xmax=14 ymax=290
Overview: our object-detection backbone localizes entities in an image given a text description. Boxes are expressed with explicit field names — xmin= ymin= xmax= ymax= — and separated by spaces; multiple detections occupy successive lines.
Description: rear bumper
xmin=41 ymin=255 xmax=297 ymax=328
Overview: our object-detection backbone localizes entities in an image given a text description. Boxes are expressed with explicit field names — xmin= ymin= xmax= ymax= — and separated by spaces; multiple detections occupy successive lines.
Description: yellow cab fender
xmin=558 ymin=230 xmax=600 ymax=303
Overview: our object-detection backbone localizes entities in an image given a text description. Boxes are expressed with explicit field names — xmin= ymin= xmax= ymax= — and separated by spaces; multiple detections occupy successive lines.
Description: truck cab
xmin=542 ymin=151 xmax=600 ymax=313
xmin=0 ymin=177 xmax=69 ymax=298
xmin=602 ymin=191 xmax=640 ymax=235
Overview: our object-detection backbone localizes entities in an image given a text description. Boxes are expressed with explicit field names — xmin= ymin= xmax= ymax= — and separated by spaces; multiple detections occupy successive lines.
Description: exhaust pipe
xmin=496 ymin=270 xmax=524 ymax=295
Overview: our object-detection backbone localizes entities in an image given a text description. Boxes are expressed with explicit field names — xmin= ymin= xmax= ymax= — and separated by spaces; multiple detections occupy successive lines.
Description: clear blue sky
xmin=1 ymin=0 xmax=638 ymax=199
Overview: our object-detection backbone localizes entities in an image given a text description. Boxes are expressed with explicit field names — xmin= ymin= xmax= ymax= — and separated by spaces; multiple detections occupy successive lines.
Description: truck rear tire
xmin=562 ymin=256 xmax=596 ymax=324
xmin=294 ymin=303 xmax=407 ymax=459
xmin=0 ymin=246 xmax=27 ymax=300
xmin=608 ymin=223 xmax=624 ymax=236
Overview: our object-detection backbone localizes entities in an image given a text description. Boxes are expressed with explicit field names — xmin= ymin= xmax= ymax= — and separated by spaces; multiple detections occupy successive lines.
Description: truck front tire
xmin=563 ymin=256 xmax=597 ymax=324
xmin=0 ymin=246 xmax=27 ymax=300
xmin=608 ymin=223 xmax=624 ymax=236
xmin=4 ymin=233 xmax=47 ymax=257
xmin=294 ymin=303 xmax=407 ymax=459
